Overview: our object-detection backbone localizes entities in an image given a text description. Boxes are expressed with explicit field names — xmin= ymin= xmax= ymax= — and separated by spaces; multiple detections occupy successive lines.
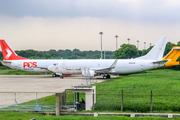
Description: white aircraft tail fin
xmin=135 ymin=36 xmax=167 ymax=60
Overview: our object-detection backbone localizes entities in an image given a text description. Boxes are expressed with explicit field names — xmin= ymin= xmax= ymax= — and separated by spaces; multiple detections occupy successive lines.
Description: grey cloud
xmin=0 ymin=0 xmax=180 ymax=23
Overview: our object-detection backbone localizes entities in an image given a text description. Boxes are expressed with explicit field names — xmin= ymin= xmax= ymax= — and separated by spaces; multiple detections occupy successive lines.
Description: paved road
xmin=0 ymin=75 xmax=106 ymax=106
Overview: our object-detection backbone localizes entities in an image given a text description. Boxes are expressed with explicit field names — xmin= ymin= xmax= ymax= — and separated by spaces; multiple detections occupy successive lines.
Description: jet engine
xmin=82 ymin=70 xmax=96 ymax=77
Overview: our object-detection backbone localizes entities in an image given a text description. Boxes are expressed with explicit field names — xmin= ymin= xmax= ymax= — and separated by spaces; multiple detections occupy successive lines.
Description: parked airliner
xmin=0 ymin=37 xmax=179 ymax=79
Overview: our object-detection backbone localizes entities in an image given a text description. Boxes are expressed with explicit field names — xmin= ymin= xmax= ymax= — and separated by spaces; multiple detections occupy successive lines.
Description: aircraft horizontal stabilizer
xmin=152 ymin=60 xmax=169 ymax=64
xmin=0 ymin=61 xmax=11 ymax=63
xmin=151 ymin=60 xmax=169 ymax=69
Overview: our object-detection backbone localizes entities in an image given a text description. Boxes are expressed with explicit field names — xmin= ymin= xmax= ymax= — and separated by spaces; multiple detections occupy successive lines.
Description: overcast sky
xmin=0 ymin=0 xmax=180 ymax=51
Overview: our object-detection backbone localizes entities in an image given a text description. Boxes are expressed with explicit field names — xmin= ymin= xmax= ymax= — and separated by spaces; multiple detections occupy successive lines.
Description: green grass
xmin=1 ymin=69 xmax=180 ymax=119
xmin=94 ymin=69 xmax=180 ymax=112
xmin=21 ymin=95 xmax=56 ymax=105
xmin=0 ymin=69 xmax=52 ymax=75
xmin=1 ymin=112 xmax=180 ymax=120
xmin=2 ymin=69 xmax=180 ymax=113
xmin=17 ymin=91 xmax=84 ymax=106
xmin=2 ymin=91 xmax=85 ymax=111
xmin=3 ymin=69 xmax=180 ymax=113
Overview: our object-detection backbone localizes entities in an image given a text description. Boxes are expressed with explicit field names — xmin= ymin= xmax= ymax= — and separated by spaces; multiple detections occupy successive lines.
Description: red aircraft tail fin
xmin=0 ymin=40 xmax=28 ymax=60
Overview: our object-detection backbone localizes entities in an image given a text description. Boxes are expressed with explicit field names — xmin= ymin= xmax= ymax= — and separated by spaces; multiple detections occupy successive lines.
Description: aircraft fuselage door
xmin=62 ymin=61 xmax=66 ymax=73
xmin=18 ymin=62 xmax=21 ymax=68
xmin=140 ymin=62 xmax=144 ymax=71
xmin=62 ymin=61 xmax=66 ymax=69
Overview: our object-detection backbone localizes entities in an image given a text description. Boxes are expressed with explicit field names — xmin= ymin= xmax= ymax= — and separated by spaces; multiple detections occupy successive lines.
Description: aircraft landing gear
xmin=107 ymin=74 xmax=111 ymax=79
xmin=103 ymin=74 xmax=111 ymax=79
xmin=52 ymin=73 xmax=60 ymax=77
xmin=60 ymin=76 xmax=64 ymax=79
xmin=52 ymin=73 xmax=64 ymax=78
xmin=52 ymin=73 xmax=56 ymax=77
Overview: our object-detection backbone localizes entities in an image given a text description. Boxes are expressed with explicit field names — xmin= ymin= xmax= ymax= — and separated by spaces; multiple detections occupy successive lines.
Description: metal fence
xmin=0 ymin=92 xmax=56 ymax=111
xmin=1 ymin=90 xmax=179 ymax=112
xmin=93 ymin=90 xmax=180 ymax=112
xmin=0 ymin=91 xmax=83 ymax=112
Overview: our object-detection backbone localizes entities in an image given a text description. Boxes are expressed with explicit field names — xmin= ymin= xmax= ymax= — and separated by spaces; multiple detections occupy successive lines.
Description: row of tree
xmin=114 ymin=42 xmax=179 ymax=59
xmin=0 ymin=41 xmax=180 ymax=69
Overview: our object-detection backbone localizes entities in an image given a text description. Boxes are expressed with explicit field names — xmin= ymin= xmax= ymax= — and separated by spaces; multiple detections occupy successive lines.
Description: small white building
xmin=65 ymin=86 xmax=96 ymax=111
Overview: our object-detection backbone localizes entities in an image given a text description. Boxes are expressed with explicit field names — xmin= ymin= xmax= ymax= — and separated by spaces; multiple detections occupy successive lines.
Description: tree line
xmin=0 ymin=41 xmax=180 ymax=69
xmin=114 ymin=41 xmax=179 ymax=59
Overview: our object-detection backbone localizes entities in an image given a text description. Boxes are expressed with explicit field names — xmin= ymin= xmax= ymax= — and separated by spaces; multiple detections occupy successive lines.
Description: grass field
xmin=1 ymin=69 xmax=180 ymax=119
xmin=0 ymin=65 xmax=53 ymax=75
xmin=94 ymin=69 xmax=180 ymax=112
xmin=0 ymin=69 xmax=52 ymax=75
xmin=6 ymin=69 xmax=180 ymax=113
xmin=1 ymin=112 xmax=180 ymax=120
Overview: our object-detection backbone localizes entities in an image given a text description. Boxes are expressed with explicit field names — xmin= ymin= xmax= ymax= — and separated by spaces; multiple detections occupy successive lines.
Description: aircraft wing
xmin=152 ymin=60 xmax=170 ymax=64
xmin=151 ymin=60 xmax=170 ymax=69
xmin=91 ymin=59 xmax=118 ymax=73
xmin=35 ymin=66 xmax=48 ymax=70
xmin=0 ymin=60 xmax=11 ymax=63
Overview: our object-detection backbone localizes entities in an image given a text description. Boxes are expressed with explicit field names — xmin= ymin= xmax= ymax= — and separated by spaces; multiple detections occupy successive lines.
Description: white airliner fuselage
xmin=1 ymin=36 xmax=178 ymax=78
xmin=2 ymin=59 xmax=163 ymax=75
xmin=47 ymin=59 xmax=163 ymax=75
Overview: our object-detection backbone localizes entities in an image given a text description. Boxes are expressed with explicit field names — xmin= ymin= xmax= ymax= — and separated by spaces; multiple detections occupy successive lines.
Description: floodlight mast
xmin=115 ymin=35 xmax=118 ymax=50
xmin=137 ymin=40 xmax=139 ymax=49
xmin=99 ymin=32 xmax=103 ymax=59
xmin=144 ymin=42 xmax=146 ymax=49
xmin=127 ymin=38 xmax=130 ymax=44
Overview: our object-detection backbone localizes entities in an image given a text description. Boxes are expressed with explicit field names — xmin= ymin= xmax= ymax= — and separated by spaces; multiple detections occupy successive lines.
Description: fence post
xmin=14 ymin=92 xmax=17 ymax=110
xmin=65 ymin=91 xmax=67 ymax=105
xmin=36 ymin=92 xmax=38 ymax=106
xmin=121 ymin=90 xmax=123 ymax=111
xmin=56 ymin=93 xmax=61 ymax=116
xmin=74 ymin=92 xmax=76 ymax=106
xmin=150 ymin=90 xmax=153 ymax=112
xmin=62 ymin=92 xmax=66 ymax=105
xmin=92 ymin=89 xmax=95 ymax=110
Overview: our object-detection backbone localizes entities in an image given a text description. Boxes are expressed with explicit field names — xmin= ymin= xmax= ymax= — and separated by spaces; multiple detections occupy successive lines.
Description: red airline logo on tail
xmin=0 ymin=40 xmax=28 ymax=60
xmin=5 ymin=49 xmax=12 ymax=59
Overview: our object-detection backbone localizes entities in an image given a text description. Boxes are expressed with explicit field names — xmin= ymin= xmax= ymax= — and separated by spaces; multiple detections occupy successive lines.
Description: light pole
xmin=127 ymin=38 xmax=130 ymax=44
xmin=115 ymin=35 xmax=118 ymax=50
xmin=144 ymin=42 xmax=146 ymax=49
xmin=99 ymin=32 xmax=103 ymax=59
xmin=137 ymin=40 xmax=139 ymax=49
xmin=104 ymin=50 xmax=105 ymax=59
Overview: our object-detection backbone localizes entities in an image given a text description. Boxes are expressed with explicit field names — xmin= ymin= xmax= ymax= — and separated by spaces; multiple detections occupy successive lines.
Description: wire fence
xmin=0 ymin=92 xmax=55 ymax=111
xmin=0 ymin=90 xmax=180 ymax=112
xmin=94 ymin=90 xmax=180 ymax=112
xmin=63 ymin=90 xmax=180 ymax=112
